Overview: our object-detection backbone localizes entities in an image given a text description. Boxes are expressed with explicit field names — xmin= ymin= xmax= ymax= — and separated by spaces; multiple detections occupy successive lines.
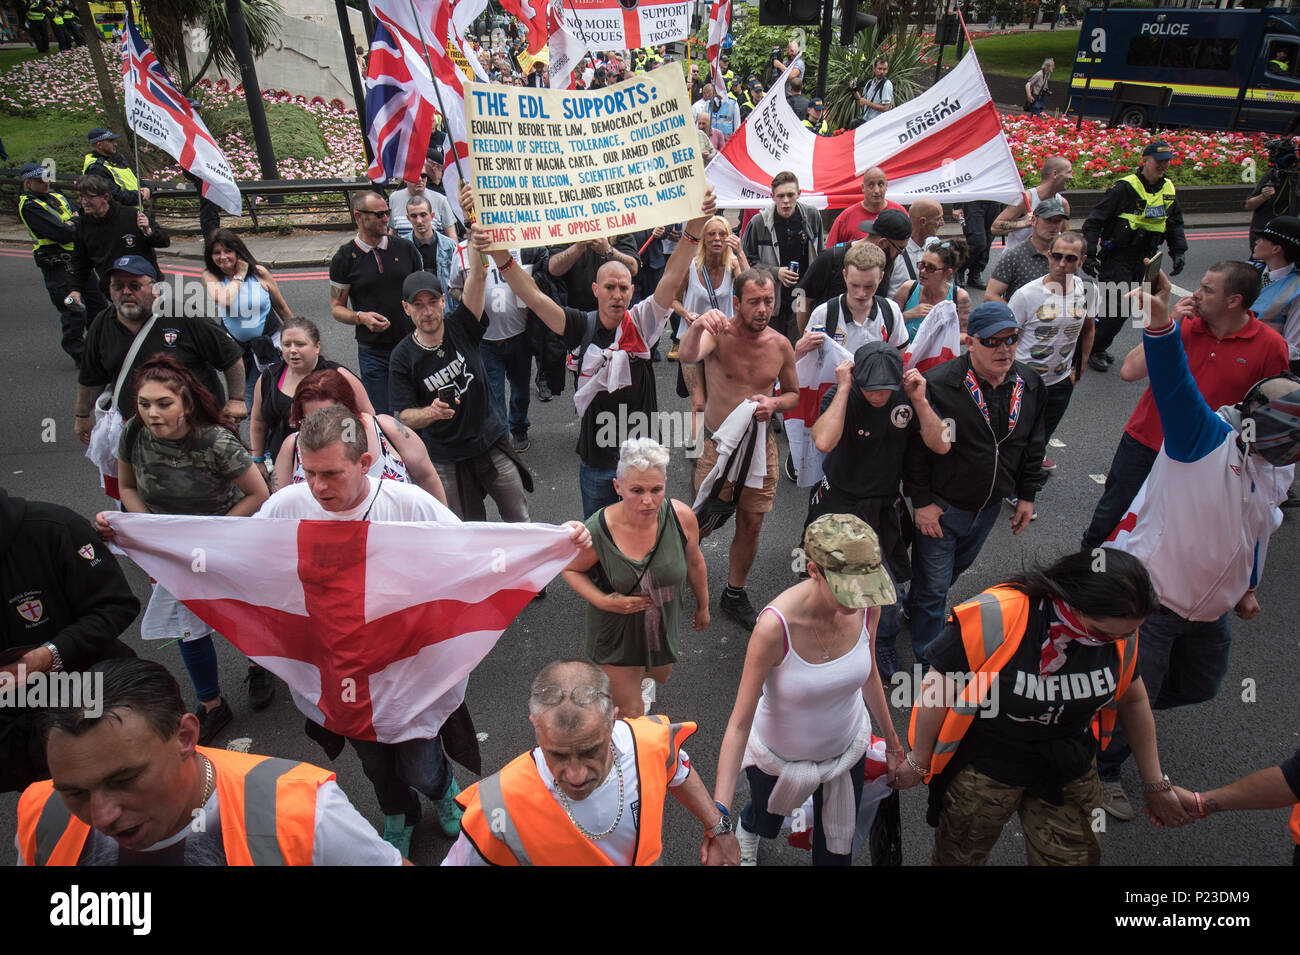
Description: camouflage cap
xmin=803 ymin=514 xmax=896 ymax=609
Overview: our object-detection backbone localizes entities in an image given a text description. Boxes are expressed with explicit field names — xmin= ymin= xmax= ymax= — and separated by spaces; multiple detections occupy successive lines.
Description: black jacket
xmin=1081 ymin=170 xmax=1188 ymax=261
xmin=0 ymin=490 xmax=139 ymax=791
xmin=71 ymin=199 xmax=169 ymax=294
xmin=904 ymin=353 xmax=1048 ymax=512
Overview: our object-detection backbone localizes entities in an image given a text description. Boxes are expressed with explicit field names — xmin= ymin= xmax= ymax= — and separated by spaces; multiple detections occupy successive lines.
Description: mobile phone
xmin=1144 ymin=252 xmax=1164 ymax=285
xmin=437 ymin=385 xmax=458 ymax=405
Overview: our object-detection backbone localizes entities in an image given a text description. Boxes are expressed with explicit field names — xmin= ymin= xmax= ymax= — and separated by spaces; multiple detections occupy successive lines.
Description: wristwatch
xmin=705 ymin=802 xmax=733 ymax=838
xmin=43 ymin=642 xmax=64 ymax=672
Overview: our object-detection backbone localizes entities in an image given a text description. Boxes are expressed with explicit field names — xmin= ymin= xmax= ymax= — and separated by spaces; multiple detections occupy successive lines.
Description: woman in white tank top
xmin=710 ymin=515 xmax=911 ymax=866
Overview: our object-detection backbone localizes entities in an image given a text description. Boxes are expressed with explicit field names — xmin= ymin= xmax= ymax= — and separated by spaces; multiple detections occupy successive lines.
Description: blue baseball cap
xmin=108 ymin=255 xmax=157 ymax=279
xmin=87 ymin=127 xmax=119 ymax=143
xmin=967 ymin=301 xmax=1019 ymax=338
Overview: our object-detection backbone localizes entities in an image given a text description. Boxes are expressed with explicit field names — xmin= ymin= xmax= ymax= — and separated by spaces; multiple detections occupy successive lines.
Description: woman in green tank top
xmin=563 ymin=439 xmax=710 ymax=717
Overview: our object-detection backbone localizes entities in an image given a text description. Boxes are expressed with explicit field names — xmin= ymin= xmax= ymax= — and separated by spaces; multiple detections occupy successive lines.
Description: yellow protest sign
xmin=466 ymin=65 xmax=706 ymax=251
xmin=519 ymin=46 xmax=549 ymax=74
xmin=449 ymin=45 xmax=474 ymax=81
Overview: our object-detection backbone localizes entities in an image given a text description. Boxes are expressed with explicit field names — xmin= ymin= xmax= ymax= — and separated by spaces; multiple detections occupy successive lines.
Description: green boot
xmin=434 ymin=777 xmax=464 ymax=837
xmin=382 ymin=814 xmax=414 ymax=856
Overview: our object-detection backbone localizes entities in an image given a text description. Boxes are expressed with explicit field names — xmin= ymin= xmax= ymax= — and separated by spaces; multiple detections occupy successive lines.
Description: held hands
xmin=914 ymin=503 xmax=944 ymax=539
xmin=902 ymin=368 xmax=927 ymax=403
xmin=794 ymin=330 xmax=824 ymax=358
xmin=93 ymin=511 xmax=116 ymax=542
xmin=563 ymin=520 xmax=593 ymax=551
xmin=701 ymin=832 xmax=741 ymax=866
xmin=1144 ymin=786 xmax=1193 ymax=828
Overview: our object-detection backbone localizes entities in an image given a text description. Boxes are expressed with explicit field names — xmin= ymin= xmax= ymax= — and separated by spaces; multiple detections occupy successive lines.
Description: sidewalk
xmin=0 ymin=213 xmax=1251 ymax=270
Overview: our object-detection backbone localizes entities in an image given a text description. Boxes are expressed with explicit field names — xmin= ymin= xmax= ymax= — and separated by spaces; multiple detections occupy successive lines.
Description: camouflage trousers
xmin=931 ymin=763 xmax=1103 ymax=866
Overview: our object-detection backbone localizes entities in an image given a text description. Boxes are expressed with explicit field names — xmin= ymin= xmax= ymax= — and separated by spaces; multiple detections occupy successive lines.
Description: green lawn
xmin=0 ymin=48 xmax=42 ymax=73
xmin=0 ymin=112 xmax=110 ymax=175
xmin=938 ymin=29 xmax=1080 ymax=82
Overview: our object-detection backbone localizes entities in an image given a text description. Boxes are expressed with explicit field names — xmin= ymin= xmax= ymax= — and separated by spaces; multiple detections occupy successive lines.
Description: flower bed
xmin=1003 ymin=114 xmax=1272 ymax=188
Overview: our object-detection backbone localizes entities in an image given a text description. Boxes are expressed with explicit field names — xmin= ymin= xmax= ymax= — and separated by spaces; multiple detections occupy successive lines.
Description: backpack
xmin=823 ymin=294 xmax=895 ymax=343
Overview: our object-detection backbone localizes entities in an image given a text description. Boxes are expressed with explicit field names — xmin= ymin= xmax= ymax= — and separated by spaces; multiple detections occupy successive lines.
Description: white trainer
xmin=641 ymin=677 xmax=656 ymax=715
xmin=735 ymin=818 xmax=759 ymax=866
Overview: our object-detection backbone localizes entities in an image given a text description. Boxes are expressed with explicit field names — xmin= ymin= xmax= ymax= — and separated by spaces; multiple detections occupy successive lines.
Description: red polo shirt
xmin=1125 ymin=313 xmax=1290 ymax=450
xmin=826 ymin=199 xmax=908 ymax=247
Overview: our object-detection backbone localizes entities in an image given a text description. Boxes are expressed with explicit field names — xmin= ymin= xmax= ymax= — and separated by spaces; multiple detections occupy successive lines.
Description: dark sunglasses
xmin=976 ymin=332 xmax=1020 ymax=348
xmin=918 ymin=262 xmax=945 ymax=273
xmin=1049 ymin=251 xmax=1080 ymax=264
xmin=359 ymin=208 xmax=391 ymax=218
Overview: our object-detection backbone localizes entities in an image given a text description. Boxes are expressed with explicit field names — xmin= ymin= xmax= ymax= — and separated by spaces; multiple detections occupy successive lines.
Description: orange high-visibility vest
xmin=1290 ymin=805 xmax=1299 ymax=846
xmin=455 ymin=715 xmax=696 ymax=865
xmin=908 ymin=586 xmax=1138 ymax=782
xmin=17 ymin=747 xmax=334 ymax=866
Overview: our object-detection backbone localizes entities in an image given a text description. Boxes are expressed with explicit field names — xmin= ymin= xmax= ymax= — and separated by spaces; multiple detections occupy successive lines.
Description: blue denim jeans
xmin=357 ymin=340 xmax=395 ymax=416
xmin=178 ymin=635 xmax=221 ymax=703
xmin=580 ymin=461 xmax=619 ymax=519
xmin=740 ymin=759 xmax=867 ymax=866
xmin=908 ymin=501 xmax=1002 ymax=666
xmin=1081 ymin=432 xmax=1159 ymax=550
xmin=349 ymin=735 xmax=451 ymax=823
xmin=480 ymin=334 xmax=532 ymax=437
xmin=1097 ymin=607 xmax=1232 ymax=780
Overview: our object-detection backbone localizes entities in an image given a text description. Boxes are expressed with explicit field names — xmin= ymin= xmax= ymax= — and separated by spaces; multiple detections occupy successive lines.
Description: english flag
xmin=499 ymin=0 xmax=548 ymax=54
xmin=706 ymin=0 xmax=731 ymax=94
xmin=708 ymin=51 xmax=1025 ymax=208
xmin=107 ymin=513 xmax=577 ymax=743
xmin=546 ymin=0 xmax=693 ymax=89
xmin=449 ymin=0 xmax=491 ymax=83
xmin=901 ymin=299 xmax=962 ymax=373
xmin=787 ymin=338 xmax=852 ymax=487
xmin=121 ymin=19 xmax=241 ymax=216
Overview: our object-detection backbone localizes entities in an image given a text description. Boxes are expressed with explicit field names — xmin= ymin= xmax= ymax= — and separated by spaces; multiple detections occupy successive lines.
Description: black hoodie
xmin=0 ymin=489 xmax=139 ymax=791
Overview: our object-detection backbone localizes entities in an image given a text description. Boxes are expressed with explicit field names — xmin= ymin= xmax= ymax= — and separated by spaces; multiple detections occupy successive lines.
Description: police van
xmin=1067 ymin=6 xmax=1300 ymax=132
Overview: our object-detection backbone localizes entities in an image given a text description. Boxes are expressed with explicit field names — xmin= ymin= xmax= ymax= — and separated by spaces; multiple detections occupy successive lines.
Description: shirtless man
xmin=678 ymin=268 xmax=798 ymax=629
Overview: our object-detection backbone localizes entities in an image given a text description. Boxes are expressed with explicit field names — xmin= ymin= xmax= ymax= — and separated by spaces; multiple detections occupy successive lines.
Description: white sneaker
xmin=735 ymin=818 xmax=759 ymax=866
xmin=640 ymin=677 xmax=656 ymax=715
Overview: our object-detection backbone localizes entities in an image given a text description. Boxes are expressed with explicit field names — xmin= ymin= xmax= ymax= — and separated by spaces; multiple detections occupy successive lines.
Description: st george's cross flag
xmin=786 ymin=338 xmax=852 ymax=487
xmin=707 ymin=51 xmax=1025 ymax=208
xmin=901 ymin=299 xmax=962 ymax=373
xmin=106 ymin=513 xmax=577 ymax=743
xmin=121 ymin=19 xmax=241 ymax=215
xmin=706 ymin=0 xmax=732 ymax=95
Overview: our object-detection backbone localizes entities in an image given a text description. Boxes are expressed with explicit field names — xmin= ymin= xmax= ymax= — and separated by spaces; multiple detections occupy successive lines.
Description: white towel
xmin=689 ymin=400 xmax=767 ymax=511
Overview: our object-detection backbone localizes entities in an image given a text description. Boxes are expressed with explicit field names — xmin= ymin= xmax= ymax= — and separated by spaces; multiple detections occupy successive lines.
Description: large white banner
xmin=708 ymin=51 xmax=1026 ymax=209
xmin=547 ymin=0 xmax=693 ymax=88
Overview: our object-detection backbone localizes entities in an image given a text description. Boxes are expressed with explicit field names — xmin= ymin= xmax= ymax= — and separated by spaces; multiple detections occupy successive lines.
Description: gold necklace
xmin=199 ymin=754 xmax=214 ymax=804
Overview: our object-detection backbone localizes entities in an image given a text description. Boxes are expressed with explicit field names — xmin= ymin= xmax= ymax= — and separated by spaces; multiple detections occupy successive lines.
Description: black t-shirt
xmin=329 ymin=236 xmax=425 ymax=347
xmin=387 ymin=303 xmax=505 ymax=463
xmin=547 ymin=236 xmax=642 ymax=312
xmin=773 ymin=214 xmax=809 ymax=275
xmin=797 ymin=244 xmax=848 ymax=312
xmin=821 ymin=385 xmax=918 ymax=498
xmin=258 ymin=357 xmax=343 ymax=463
xmin=79 ymin=309 xmax=243 ymax=415
xmin=560 ymin=306 xmax=659 ymax=470
xmin=928 ymin=595 xmax=1124 ymax=797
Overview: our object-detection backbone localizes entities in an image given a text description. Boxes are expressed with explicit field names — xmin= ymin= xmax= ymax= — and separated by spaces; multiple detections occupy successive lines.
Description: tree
xmin=138 ymin=0 xmax=284 ymax=95
xmin=74 ymin=0 xmax=131 ymax=162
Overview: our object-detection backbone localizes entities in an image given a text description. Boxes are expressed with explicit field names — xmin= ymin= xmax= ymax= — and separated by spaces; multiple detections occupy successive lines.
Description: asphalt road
xmin=0 ymin=226 xmax=1294 ymax=868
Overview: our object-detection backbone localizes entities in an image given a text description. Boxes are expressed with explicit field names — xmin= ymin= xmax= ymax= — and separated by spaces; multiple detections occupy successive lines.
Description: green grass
xmin=938 ymin=29 xmax=1080 ymax=82
xmin=0 ymin=49 xmax=42 ymax=73
xmin=0 ymin=112 xmax=113 ymax=177
xmin=203 ymin=100 xmax=327 ymax=162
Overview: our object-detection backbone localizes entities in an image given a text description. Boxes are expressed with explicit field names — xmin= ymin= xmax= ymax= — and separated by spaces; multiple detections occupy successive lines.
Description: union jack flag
xmin=365 ymin=22 xmax=438 ymax=183
xmin=121 ymin=18 xmax=241 ymax=215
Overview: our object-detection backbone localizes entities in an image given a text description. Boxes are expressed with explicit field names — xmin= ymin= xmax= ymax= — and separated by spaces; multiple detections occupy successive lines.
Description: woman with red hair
xmin=93 ymin=355 xmax=269 ymax=743
xmin=271 ymin=368 xmax=446 ymax=504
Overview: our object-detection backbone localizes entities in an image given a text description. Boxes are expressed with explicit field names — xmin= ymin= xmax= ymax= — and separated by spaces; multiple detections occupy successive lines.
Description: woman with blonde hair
xmin=562 ymin=438 xmax=709 ymax=718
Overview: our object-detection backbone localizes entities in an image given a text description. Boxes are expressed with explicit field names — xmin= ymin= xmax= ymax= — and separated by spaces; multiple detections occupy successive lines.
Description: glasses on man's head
xmin=359 ymin=208 xmax=391 ymax=218
xmin=975 ymin=332 xmax=1020 ymax=349
xmin=1049 ymin=251 xmax=1080 ymax=264
xmin=531 ymin=685 xmax=611 ymax=707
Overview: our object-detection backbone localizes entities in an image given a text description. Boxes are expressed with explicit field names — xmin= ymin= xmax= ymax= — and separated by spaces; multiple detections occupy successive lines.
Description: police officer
xmin=83 ymin=128 xmax=151 ymax=207
xmin=1081 ymin=140 xmax=1187 ymax=372
xmin=58 ymin=1 xmax=84 ymax=46
xmin=742 ymin=78 xmax=763 ymax=121
xmin=16 ymin=162 xmax=105 ymax=365
xmin=49 ymin=0 xmax=71 ymax=50
xmin=802 ymin=97 xmax=831 ymax=136
xmin=26 ymin=0 xmax=52 ymax=54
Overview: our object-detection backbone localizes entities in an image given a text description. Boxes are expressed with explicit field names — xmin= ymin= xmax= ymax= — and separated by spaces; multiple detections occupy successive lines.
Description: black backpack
xmin=822 ymin=294 xmax=895 ymax=343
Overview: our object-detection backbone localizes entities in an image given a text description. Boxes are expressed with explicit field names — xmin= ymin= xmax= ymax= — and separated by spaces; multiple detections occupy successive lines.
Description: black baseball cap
xmin=852 ymin=341 xmax=903 ymax=391
xmin=403 ymin=271 xmax=444 ymax=301
xmin=866 ymin=209 xmax=911 ymax=241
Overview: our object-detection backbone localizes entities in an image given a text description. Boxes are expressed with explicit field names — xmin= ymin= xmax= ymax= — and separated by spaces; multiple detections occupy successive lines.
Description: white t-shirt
xmin=17 ymin=780 xmax=401 ymax=866
xmin=1009 ymin=274 xmax=1095 ymax=386
xmin=808 ymin=294 xmax=909 ymax=353
xmin=256 ymin=476 xmax=459 ymax=523
xmin=448 ymin=241 xmax=529 ymax=341
xmin=441 ymin=721 xmax=691 ymax=866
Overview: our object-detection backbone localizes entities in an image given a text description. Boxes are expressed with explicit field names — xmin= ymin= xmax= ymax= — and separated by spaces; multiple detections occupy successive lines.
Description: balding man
xmin=992 ymin=156 xmax=1073 ymax=249
xmin=904 ymin=199 xmax=945 ymax=274
xmin=445 ymin=660 xmax=740 ymax=865
xmin=826 ymin=167 xmax=908 ymax=247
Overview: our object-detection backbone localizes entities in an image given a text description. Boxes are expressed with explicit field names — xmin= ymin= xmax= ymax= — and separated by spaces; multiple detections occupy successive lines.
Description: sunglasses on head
xmin=976 ymin=332 xmax=1020 ymax=348
xmin=1049 ymin=251 xmax=1080 ymax=264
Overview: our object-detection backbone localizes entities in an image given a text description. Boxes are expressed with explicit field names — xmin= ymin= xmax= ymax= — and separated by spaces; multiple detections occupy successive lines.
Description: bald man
xmin=826 ymin=167 xmax=908 ymax=247
xmin=904 ymin=199 xmax=946 ymax=274
xmin=992 ymin=157 xmax=1073 ymax=248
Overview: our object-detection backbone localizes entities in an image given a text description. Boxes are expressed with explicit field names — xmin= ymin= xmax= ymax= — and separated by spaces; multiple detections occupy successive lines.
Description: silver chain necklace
xmin=553 ymin=742 xmax=623 ymax=841
xmin=412 ymin=330 xmax=445 ymax=358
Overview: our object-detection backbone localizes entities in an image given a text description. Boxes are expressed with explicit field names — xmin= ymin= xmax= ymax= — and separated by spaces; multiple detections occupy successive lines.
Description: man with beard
xmin=678 ymin=269 xmax=799 ymax=628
